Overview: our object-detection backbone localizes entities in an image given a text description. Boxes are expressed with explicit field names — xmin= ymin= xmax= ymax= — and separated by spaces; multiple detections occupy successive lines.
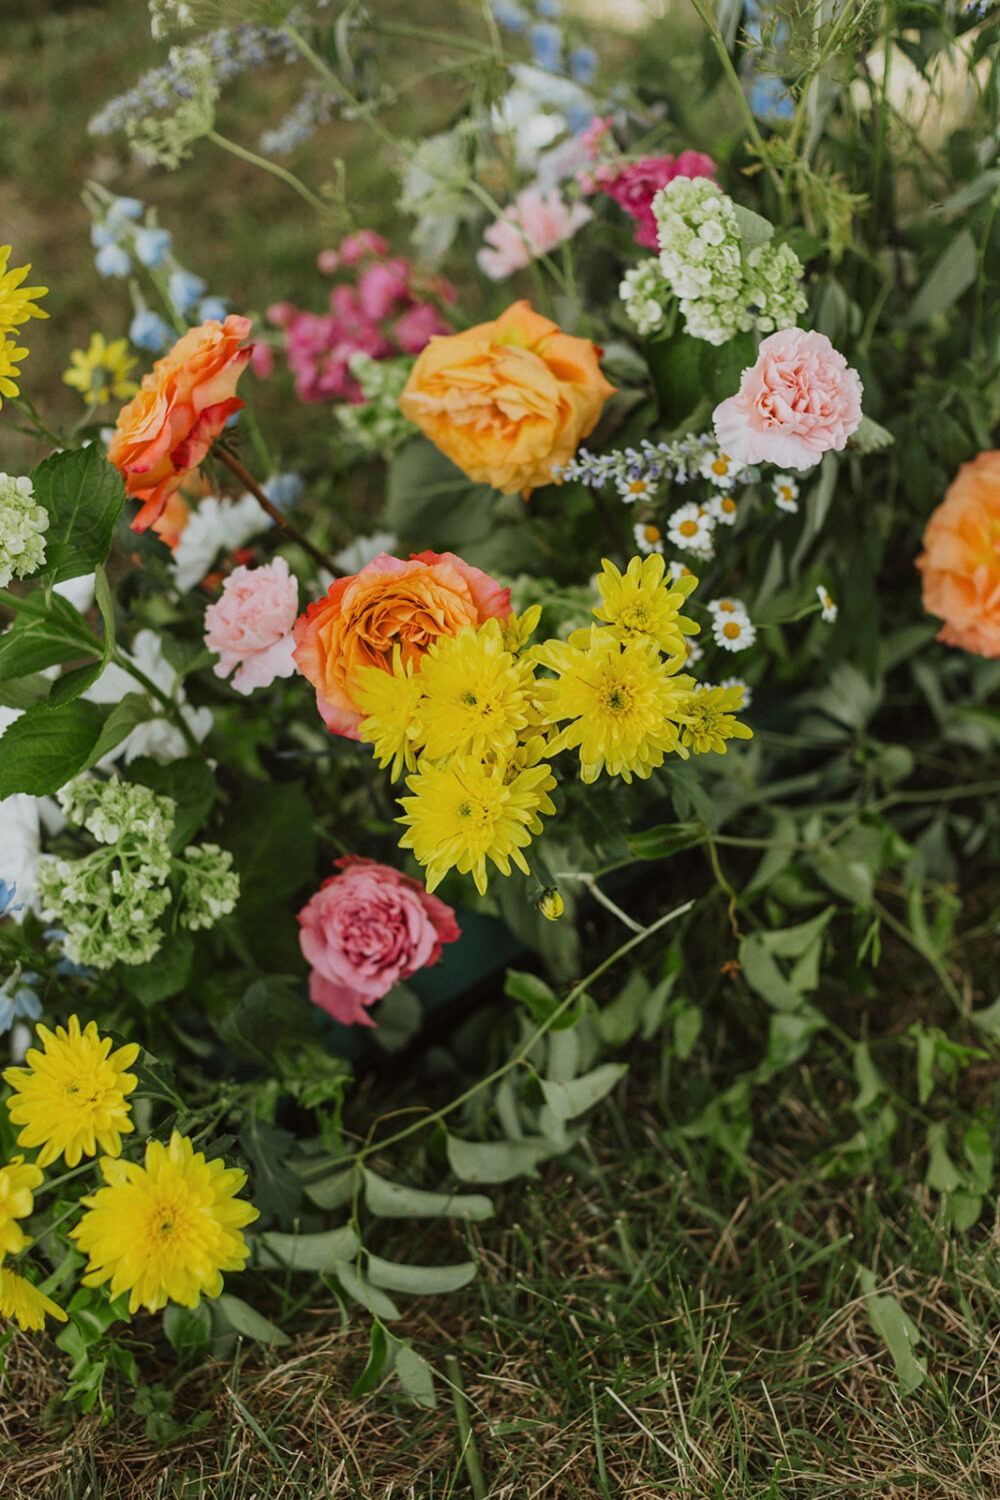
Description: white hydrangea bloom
xmin=619 ymin=259 xmax=671 ymax=336
xmin=170 ymin=493 xmax=268 ymax=592
xmin=0 ymin=474 xmax=48 ymax=589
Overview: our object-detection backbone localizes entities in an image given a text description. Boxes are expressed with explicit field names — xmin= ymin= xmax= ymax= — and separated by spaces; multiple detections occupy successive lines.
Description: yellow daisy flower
xmin=62 ymin=332 xmax=139 ymax=406
xmin=0 ymin=247 xmax=48 ymax=334
xmin=3 ymin=1016 xmax=140 ymax=1169
xmin=592 ymin=554 xmax=700 ymax=659
xmin=0 ymin=336 xmax=29 ymax=407
xmin=0 ymin=1156 xmax=44 ymax=1258
xmin=416 ymin=620 xmax=536 ymax=763
xmin=355 ymin=646 xmax=424 ymax=780
xmin=70 ymin=1132 xmax=260 ymax=1315
xmin=0 ymin=1263 xmax=67 ymax=1330
xmin=398 ymin=753 xmax=556 ymax=895
xmin=678 ymin=683 xmax=754 ymax=755
xmin=534 ymin=628 xmax=695 ymax=784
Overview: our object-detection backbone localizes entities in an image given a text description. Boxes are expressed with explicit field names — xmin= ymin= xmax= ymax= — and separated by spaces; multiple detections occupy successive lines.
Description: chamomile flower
xmin=616 ymin=471 xmax=658 ymax=503
xmin=699 ymin=450 xmax=744 ymax=488
xmin=678 ymin=683 xmax=754 ymax=754
xmin=773 ymin=474 xmax=800 ymax=512
xmin=666 ymin=502 xmax=715 ymax=559
xmin=706 ymin=491 xmax=739 ymax=526
xmin=816 ymin=585 xmax=838 ymax=622
xmin=667 ymin=558 xmax=694 ymax=580
xmin=707 ymin=597 xmax=749 ymax=619
xmin=62 ymin=332 xmax=139 ymax=406
xmin=592 ymin=554 xmax=699 ymax=657
xmin=0 ymin=1265 xmax=67 ymax=1330
xmin=712 ymin=611 xmax=757 ymax=652
xmin=415 ymin=621 xmax=536 ymax=763
xmin=633 ymin=521 xmax=665 ymax=555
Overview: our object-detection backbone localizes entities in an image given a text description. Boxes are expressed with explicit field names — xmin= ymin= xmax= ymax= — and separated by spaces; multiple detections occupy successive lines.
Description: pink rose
xmin=477 ymin=188 xmax=592 ymax=281
xmin=298 ymin=856 xmax=461 ymax=1026
xmin=204 ymin=556 xmax=299 ymax=694
xmin=712 ymin=329 xmax=864 ymax=472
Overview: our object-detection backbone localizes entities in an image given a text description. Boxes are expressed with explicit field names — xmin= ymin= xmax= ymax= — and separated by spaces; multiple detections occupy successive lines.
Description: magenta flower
xmin=581 ymin=150 xmax=718 ymax=249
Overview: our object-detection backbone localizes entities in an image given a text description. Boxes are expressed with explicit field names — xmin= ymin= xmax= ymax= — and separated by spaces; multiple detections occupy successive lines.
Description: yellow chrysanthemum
xmin=535 ymin=628 xmax=694 ymax=784
xmin=678 ymin=684 xmax=754 ymax=755
xmin=70 ymin=1132 xmax=260 ymax=1315
xmin=398 ymin=753 xmax=556 ymax=895
xmin=0 ymin=336 xmax=28 ymax=406
xmin=417 ymin=620 xmax=536 ymax=763
xmin=591 ymin=555 xmax=700 ymax=658
xmin=0 ymin=1157 xmax=44 ymax=1258
xmin=355 ymin=646 xmax=424 ymax=780
xmin=0 ymin=247 xmax=48 ymax=334
xmin=0 ymin=1263 xmax=67 ymax=1330
xmin=62 ymin=333 xmax=139 ymax=406
xmin=3 ymin=1016 xmax=140 ymax=1169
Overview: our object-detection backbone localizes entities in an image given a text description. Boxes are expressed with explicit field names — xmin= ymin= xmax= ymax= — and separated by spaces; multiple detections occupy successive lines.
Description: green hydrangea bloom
xmin=0 ymin=474 xmax=48 ymax=588
xmin=176 ymin=844 xmax=240 ymax=931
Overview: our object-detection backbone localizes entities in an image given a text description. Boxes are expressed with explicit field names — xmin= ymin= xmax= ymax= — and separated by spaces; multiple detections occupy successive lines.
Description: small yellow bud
xmin=538 ymin=887 xmax=564 ymax=922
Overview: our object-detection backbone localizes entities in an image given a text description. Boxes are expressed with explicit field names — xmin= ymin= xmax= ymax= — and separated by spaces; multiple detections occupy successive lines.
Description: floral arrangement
xmin=1 ymin=0 xmax=999 ymax=1414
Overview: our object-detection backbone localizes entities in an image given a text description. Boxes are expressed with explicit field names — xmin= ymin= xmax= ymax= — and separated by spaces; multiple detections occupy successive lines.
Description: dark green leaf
xmin=350 ymin=1320 xmax=388 ymax=1398
xmin=905 ymin=230 xmax=978 ymax=326
xmin=129 ymin=756 xmax=217 ymax=851
xmin=32 ymin=445 xmax=126 ymax=582
xmin=0 ymin=698 xmax=104 ymax=795
xmin=85 ymin=692 xmax=152 ymax=768
xmin=127 ymin=929 xmax=194 ymax=1006
xmin=214 ymin=1294 xmax=290 ymax=1347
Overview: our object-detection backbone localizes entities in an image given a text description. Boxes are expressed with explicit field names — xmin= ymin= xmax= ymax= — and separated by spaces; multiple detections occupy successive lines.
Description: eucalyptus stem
xmin=111 ymin=649 xmax=201 ymax=755
xmin=215 ymin=446 xmax=342 ymax=577
xmin=207 ymin=129 xmax=329 ymax=214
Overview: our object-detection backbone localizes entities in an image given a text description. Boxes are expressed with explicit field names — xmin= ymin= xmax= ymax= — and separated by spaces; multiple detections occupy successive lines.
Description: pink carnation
xmin=712 ymin=329 xmax=864 ymax=472
xmin=581 ymin=151 xmax=717 ymax=249
xmin=204 ymin=556 xmax=299 ymax=695
xmin=477 ymin=187 xmax=593 ymax=281
xmin=298 ymin=856 xmax=461 ymax=1026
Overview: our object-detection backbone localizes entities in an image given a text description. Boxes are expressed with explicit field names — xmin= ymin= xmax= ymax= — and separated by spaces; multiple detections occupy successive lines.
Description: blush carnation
xmin=581 ymin=151 xmax=718 ymax=249
xmin=477 ymin=188 xmax=593 ymax=280
xmin=712 ymin=329 xmax=863 ymax=472
xmin=916 ymin=450 xmax=1000 ymax=657
xmin=204 ymin=556 xmax=299 ymax=694
xmin=298 ymin=856 xmax=461 ymax=1026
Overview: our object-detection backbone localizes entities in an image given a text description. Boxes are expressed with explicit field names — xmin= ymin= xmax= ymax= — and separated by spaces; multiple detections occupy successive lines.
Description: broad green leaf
xmin=84 ymin=692 xmax=151 ymax=768
xmin=758 ymin=907 xmax=835 ymax=959
xmin=362 ymin=1168 xmax=493 ymax=1221
xmin=948 ymin=1191 xmax=983 ymax=1232
xmin=963 ymin=1124 xmax=993 ymax=1195
xmin=129 ymin=756 xmax=217 ymax=851
xmin=350 ymin=1320 xmax=389 ymax=1398
xmin=740 ymin=936 xmax=803 ymax=1012
xmin=256 ymin=1225 xmax=360 ymax=1272
xmin=971 ymin=996 xmax=1000 ymax=1040
xmin=32 ymin=445 xmax=126 ymax=582
xmin=301 ymin=1167 xmax=354 ymax=1211
xmin=857 ymin=1268 xmax=927 ymax=1394
xmin=925 ymin=1122 xmax=963 ymax=1193
xmin=393 ymin=1341 xmax=437 ymax=1409
xmin=332 ymin=1260 xmax=400 ymax=1320
xmin=162 ymin=1301 xmax=212 ymax=1357
xmin=214 ymin=1293 xmax=290 ymax=1347
xmin=905 ymin=229 xmax=978 ymax=327
xmin=759 ymin=1007 xmax=825 ymax=1074
xmin=446 ymin=1135 xmax=551 ymax=1184
xmin=0 ymin=698 xmax=104 ymax=795
xmin=365 ymin=1255 xmax=477 ymax=1295
xmin=673 ymin=1002 xmax=702 ymax=1061
xmin=540 ymin=1062 xmax=626 ymax=1121
xmin=853 ymin=1041 xmax=885 ymax=1112
xmin=127 ymin=929 xmax=194 ymax=1006
xmin=626 ymin=822 xmax=704 ymax=860
xmin=0 ymin=592 xmax=100 ymax=684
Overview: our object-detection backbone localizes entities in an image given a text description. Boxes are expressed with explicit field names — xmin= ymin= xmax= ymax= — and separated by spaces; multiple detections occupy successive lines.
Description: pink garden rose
xmin=204 ymin=556 xmax=299 ymax=694
xmin=298 ymin=856 xmax=461 ymax=1026
xmin=712 ymin=329 xmax=864 ymax=472
xmin=477 ymin=188 xmax=593 ymax=281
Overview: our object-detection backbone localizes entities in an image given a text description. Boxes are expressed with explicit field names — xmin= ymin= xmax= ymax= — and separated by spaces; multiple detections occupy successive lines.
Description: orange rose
xmin=398 ymin=299 xmax=615 ymax=497
xmin=293 ymin=550 xmax=511 ymax=738
xmin=917 ymin=450 xmax=1000 ymax=657
xmin=108 ymin=315 xmax=254 ymax=533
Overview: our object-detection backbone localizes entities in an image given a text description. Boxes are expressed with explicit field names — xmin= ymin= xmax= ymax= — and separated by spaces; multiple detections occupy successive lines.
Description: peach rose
xmin=712 ymin=328 xmax=863 ymax=472
xmin=293 ymin=549 xmax=511 ymax=738
xmin=916 ymin=450 xmax=1000 ymax=657
xmin=398 ymin=300 xmax=615 ymax=497
xmin=108 ymin=315 xmax=254 ymax=533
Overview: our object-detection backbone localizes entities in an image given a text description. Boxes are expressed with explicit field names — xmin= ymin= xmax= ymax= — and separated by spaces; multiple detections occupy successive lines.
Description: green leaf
xmin=365 ymin=1255 xmax=477 ymax=1295
xmin=757 ymin=907 xmax=835 ymax=958
xmin=0 ymin=698 xmax=104 ymax=795
xmin=162 ymin=1301 xmax=212 ymax=1358
xmin=740 ymin=937 xmax=803 ymax=1012
xmin=853 ymin=1041 xmax=885 ymax=1112
xmin=0 ymin=591 xmax=99 ymax=684
xmin=446 ymin=1135 xmax=551 ymax=1184
xmin=948 ymin=1190 xmax=983 ymax=1233
xmin=256 ymin=1225 xmax=360 ymax=1272
xmin=925 ymin=1122 xmax=963 ymax=1193
xmin=372 ymin=984 xmax=423 ymax=1054
xmin=905 ymin=229 xmax=978 ymax=327
xmin=731 ymin=202 xmax=774 ymax=250
xmin=857 ymin=1268 xmax=927 ymax=1394
xmin=214 ymin=1294 xmax=290 ymax=1347
xmin=32 ymin=445 xmax=126 ymax=583
xmin=626 ymin=822 xmax=704 ymax=860
xmin=540 ymin=1062 xmax=626 ymax=1121
xmin=386 ymin=438 xmax=498 ymax=552
xmin=85 ymin=692 xmax=152 ymax=768
xmin=128 ymin=756 xmax=217 ymax=851
xmin=970 ymin=995 xmax=1000 ymax=1040
xmin=127 ymin=928 xmax=194 ymax=1006
xmin=332 ymin=1260 xmax=400 ymax=1320
xmin=851 ymin=414 xmax=895 ymax=453
xmin=240 ymin=1115 xmax=302 ymax=1226
xmin=393 ymin=1341 xmax=437 ymax=1409
xmin=963 ymin=1124 xmax=993 ymax=1195
xmin=504 ymin=969 xmax=561 ymax=1025
xmin=362 ymin=1168 xmax=493 ymax=1221
xmin=350 ymin=1320 xmax=389 ymax=1398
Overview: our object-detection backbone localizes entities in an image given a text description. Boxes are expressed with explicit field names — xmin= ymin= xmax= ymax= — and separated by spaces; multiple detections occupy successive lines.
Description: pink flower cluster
xmin=477 ymin=188 xmax=593 ymax=281
xmin=298 ymin=856 xmax=461 ymax=1026
xmin=268 ymin=231 xmax=455 ymax=403
xmin=577 ymin=119 xmax=717 ymax=250
xmin=204 ymin=556 xmax=299 ymax=695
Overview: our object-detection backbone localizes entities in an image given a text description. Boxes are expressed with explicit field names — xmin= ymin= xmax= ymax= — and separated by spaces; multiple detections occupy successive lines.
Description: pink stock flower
xmin=298 ymin=856 xmax=461 ymax=1026
xmin=712 ymin=329 xmax=864 ymax=472
xmin=477 ymin=187 xmax=593 ymax=281
xmin=394 ymin=302 xmax=451 ymax=354
xmin=580 ymin=114 xmax=615 ymax=159
xmin=580 ymin=151 xmax=718 ymax=249
xmin=204 ymin=556 xmax=299 ymax=694
xmin=357 ymin=259 xmax=413 ymax=321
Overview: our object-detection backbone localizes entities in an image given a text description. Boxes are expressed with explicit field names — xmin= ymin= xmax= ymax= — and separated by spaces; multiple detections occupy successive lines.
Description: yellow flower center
xmin=723 ymin=621 xmax=742 ymax=639
xmin=628 ymin=479 xmax=648 ymax=493
xmin=679 ymin=519 xmax=699 ymax=538
xmin=711 ymin=458 xmax=729 ymax=475
xmin=643 ymin=525 xmax=661 ymax=543
xmin=603 ymin=684 xmax=632 ymax=715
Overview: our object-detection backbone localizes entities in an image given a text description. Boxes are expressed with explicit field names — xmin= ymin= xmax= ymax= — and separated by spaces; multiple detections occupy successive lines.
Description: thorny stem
xmin=216 ymin=446 xmax=343 ymax=577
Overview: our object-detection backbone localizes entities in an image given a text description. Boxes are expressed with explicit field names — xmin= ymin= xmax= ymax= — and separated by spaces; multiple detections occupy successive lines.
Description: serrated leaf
xmin=362 ymin=1168 xmax=493 ymax=1221
xmin=32 ymin=445 xmax=126 ymax=583
xmin=365 ymin=1255 xmax=477 ymax=1295
xmin=540 ymin=1062 xmax=626 ymax=1121
xmin=0 ymin=698 xmax=104 ymax=795
xmin=214 ymin=1294 xmax=290 ymax=1347
xmin=446 ymin=1135 xmax=551 ymax=1184
xmin=857 ymin=1268 xmax=927 ymax=1394
xmin=256 ymin=1225 xmax=360 ymax=1272
xmin=85 ymin=692 xmax=152 ymax=768
xmin=0 ymin=592 xmax=99 ymax=684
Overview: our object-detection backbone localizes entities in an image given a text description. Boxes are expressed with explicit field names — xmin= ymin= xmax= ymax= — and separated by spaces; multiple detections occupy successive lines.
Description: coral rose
xmin=712 ymin=328 xmax=863 ymax=472
xmin=204 ymin=557 xmax=299 ymax=695
xmin=108 ymin=315 xmax=254 ymax=533
xmin=398 ymin=300 xmax=615 ymax=496
xmin=293 ymin=549 xmax=511 ymax=738
xmin=298 ymin=856 xmax=461 ymax=1027
xmin=917 ymin=450 xmax=1000 ymax=657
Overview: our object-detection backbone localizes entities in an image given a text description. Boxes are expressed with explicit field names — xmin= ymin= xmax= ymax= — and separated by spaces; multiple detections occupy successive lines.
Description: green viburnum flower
xmin=337 ymin=354 xmax=416 ymax=456
xmin=618 ymin=258 xmax=672 ymax=337
xmin=176 ymin=844 xmax=240 ymax=931
xmin=0 ymin=474 xmax=48 ymax=588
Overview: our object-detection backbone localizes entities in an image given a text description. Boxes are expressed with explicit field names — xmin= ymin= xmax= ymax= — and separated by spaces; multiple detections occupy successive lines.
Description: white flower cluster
xmin=177 ymin=843 xmax=240 ymax=930
xmin=619 ymin=259 xmax=672 ymax=337
xmin=651 ymin=177 xmax=806 ymax=345
xmin=0 ymin=474 xmax=48 ymax=590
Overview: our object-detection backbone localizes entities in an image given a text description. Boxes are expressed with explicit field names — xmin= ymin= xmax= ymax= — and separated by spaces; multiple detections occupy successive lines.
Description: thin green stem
xmin=445 ymin=1357 xmax=488 ymax=1500
xmin=686 ymin=0 xmax=783 ymax=199
xmin=111 ymin=649 xmax=200 ymax=754
xmin=207 ymin=129 xmax=329 ymax=214
xmin=11 ymin=397 xmax=65 ymax=449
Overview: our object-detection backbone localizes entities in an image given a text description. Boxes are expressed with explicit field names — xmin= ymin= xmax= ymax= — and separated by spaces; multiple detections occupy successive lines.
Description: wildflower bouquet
xmin=2 ymin=0 xmax=1000 ymax=1407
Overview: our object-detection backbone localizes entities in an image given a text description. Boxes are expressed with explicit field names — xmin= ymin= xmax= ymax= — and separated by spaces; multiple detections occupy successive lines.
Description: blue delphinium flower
xmin=491 ymin=0 xmax=528 ymax=32
xmin=199 ymin=296 xmax=230 ymax=323
xmin=106 ymin=195 xmax=144 ymax=225
xmin=537 ymin=0 xmax=561 ymax=16
xmin=569 ymin=45 xmax=598 ymax=85
xmin=130 ymin=309 xmax=174 ymax=353
xmin=530 ymin=21 xmax=563 ymax=72
xmin=0 ymin=968 xmax=42 ymax=1034
xmin=747 ymin=73 xmax=794 ymax=121
xmin=95 ymin=243 xmax=133 ymax=278
xmin=168 ymin=268 xmax=209 ymax=317
xmin=134 ymin=227 xmax=174 ymax=268
xmin=0 ymin=881 xmax=23 ymax=918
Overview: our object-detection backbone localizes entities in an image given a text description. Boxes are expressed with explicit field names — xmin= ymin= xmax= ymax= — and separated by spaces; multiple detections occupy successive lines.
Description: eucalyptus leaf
xmin=332 ymin=1259 xmax=400 ymax=1320
xmin=540 ymin=1062 xmax=626 ymax=1121
xmin=393 ymin=1341 xmax=437 ymax=1409
xmin=362 ymin=1168 xmax=493 ymax=1221
xmin=214 ymin=1294 xmax=290 ymax=1347
xmin=365 ymin=1254 xmax=477 ymax=1294
xmin=446 ymin=1135 xmax=552 ymax=1183
xmin=256 ymin=1225 xmax=360 ymax=1272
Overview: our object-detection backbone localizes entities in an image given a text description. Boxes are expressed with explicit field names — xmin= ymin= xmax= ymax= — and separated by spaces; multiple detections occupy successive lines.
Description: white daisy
xmin=773 ymin=474 xmax=800 ymax=513
xmin=699 ymin=450 xmax=744 ymax=488
xmin=666 ymin=503 xmax=715 ymax=559
xmin=707 ymin=492 xmax=739 ymax=525
xmin=617 ymin=472 xmax=658 ymax=504
xmin=712 ymin=612 xmax=757 ymax=652
xmin=707 ymin=596 xmax=749 ymax=618
xmin=633 ymin=520 xmax=665 ymax=555
xmin=816 ymin=585 xmax=838 ymax=623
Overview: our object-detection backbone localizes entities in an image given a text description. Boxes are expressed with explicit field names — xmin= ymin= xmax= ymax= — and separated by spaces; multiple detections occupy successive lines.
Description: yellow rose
xmin=398 ymin=300 xmax=615 ymax=497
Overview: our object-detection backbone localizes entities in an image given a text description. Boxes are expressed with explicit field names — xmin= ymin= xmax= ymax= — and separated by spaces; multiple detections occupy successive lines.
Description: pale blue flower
xmin=0 ymin=880 xmax=22 ymax=918
xmin=199 ymin=296 xmax=230 ymax=323
xmin=262 ymin=472 xmax=305 ymax=511
xmin=491 ymin=0 xmax=528 ymax=31
xmin=0 ymin=970 xmax=41 ymax=1035
xmin=95 ymin=243 xmax=133 ymax=278
xmin=569 ymin=46 xmax=597 ymax=85
xmin=530 ymin=21 xmax=563 ymax=72
xmin=134 ymin=227 xmax=174 ymax=267
xmin=168 ymin=268 xmax=208 ymax=315
xmin=106 ymin=196 xmax=144 ymax=225
xmin=130 ymin=309 xmax=174 ymax=352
